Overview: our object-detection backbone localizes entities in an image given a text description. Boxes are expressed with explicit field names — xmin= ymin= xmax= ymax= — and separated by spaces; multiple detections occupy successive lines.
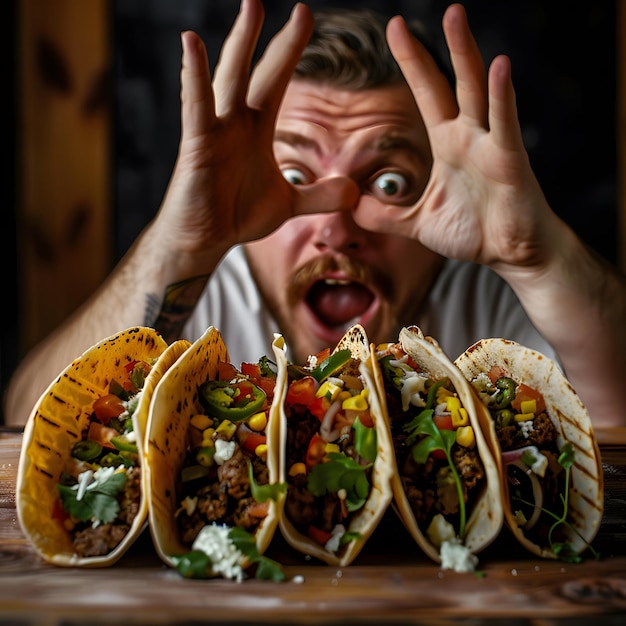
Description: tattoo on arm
xmin=145 ymin=274 xmax=210 ymax=342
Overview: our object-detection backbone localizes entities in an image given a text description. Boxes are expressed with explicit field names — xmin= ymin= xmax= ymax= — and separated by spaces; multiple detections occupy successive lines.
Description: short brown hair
xmin=295 ymin=9 xmax=445 ymax=90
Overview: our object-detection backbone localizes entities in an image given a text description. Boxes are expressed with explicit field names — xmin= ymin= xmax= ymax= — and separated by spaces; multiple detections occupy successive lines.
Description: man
xmin=5 ymin=0 xmax=626 ymax=427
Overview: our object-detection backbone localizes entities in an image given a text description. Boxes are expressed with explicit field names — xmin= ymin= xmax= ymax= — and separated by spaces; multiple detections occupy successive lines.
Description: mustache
xmin=287 ymin=255 xmax=388 ymax=306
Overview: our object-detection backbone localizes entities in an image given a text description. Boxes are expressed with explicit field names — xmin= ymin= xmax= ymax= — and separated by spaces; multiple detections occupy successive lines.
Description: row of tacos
xmin=16 ymin=324 xmax=604 ymax=577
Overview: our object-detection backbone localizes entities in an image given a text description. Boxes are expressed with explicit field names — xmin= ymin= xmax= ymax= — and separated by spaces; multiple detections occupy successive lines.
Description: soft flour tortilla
xmin=16 ymin=327 xmax=189 ymax=567
xmin=146 ymin=326 xmax=284 ymax=570
xmin=370 ymin=326 xmax=503 ymax=564
xmin=275 ymin=324 xmax=395 ymax=566
xmin=454 ymin=338 xmax=604 ymax=558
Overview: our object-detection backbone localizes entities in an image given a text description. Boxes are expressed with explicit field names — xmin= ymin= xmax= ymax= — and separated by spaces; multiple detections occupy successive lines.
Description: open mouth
xmin=305 ymin=277 xmax=375 ymax=328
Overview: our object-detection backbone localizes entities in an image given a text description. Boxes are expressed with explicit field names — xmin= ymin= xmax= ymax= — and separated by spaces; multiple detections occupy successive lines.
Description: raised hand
xmin=154 ymin=0 xmax=356 ymax=266
xmin=356 ymin=3 xmax=562 ymax=273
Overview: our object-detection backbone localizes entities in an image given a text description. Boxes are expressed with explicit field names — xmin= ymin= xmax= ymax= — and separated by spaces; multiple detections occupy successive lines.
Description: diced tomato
xmin=241 ymin=362 xmax=261 ymax=378
xmin=93 ymin=394 xmax=126 ymax=424
xmin=51 ymin=497 xmax=69 ymax=522
xmin=511 ymin=383 xmax=546 ymax=414
xmin=309 ymin=395 xmax=331 ymax=421
xmin=305 ymin=433 xmax=327 ymax=470
xmin=237 ymin=424 xmax=267 ymax=454
xmin=255 ymin=375 xmax=276 ymax=399
xmin=218 ymin=361 xmax=240 ymax=381
xmin=285 ymin=376 xmax=318 ymax=407
xmin=307 ymin=524 xmax=332 ymax=547
xmin=430 ymin=449 xmax=447 ymax=460
xmin=357 ymin=410 xmax=374 ymax=428
xmin=231 ymin=381 xmax=258 ymax=405
xmin=87 ymin=421 xmax=119 ymax=449
xmin=487 ymin=365 xmax=507 ymax=383
xmin=314 ymin=348 xmax=331 ymax=363
xmin=124 ymin=360 xmax=139 ymax=373
xmin=433 ymin=413 xmax=454 ymax=431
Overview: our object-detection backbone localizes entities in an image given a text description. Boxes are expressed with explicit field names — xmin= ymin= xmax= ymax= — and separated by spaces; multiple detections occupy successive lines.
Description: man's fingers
xmin=180 ymin=30 xmax=215 ymax=138
xmin=442 ymin=4 xmax=488 ymax=128
xmin=212 ymin=0 xmax=265 ymax=117
xmin=248 ymin=3 xmax=314 ymax=115
xmin=386 ymin=15 xmax=457 ymax=127
xmin=488 ymin=55 xmax=525 ymax=150
xmin=291 ymin=177 xmax=361 ymax=218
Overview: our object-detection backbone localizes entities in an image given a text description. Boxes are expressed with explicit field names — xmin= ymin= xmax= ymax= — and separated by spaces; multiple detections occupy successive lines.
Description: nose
xmin=313 ymin=210 xmax=370 ymax=253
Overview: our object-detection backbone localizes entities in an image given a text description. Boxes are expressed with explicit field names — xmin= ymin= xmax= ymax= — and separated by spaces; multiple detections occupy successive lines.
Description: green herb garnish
xmin=512 ymin=442 xmax=600 ymax=563
xmin=404 ymin=408 xmax=466 ymax=539
xmin=307 ymin=452 xmax=372 ymax=512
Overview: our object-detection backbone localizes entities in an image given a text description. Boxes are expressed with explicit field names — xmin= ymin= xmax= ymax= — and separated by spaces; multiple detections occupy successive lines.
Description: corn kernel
xmin=520 ymin=399 xmax=537 ymax=415
xmin=515 ymin=413 xmax=535 ymax=422
xmin=200 ymin=436 xmax=215 ymax=448
xmin=215 ymin=419 xmax=237 ymax=439
xmin=288 ymin=462 xmax=307 ymax=476
xmin=436 ymin=387 xmax=454 ymax=404
xmin=254 ymin=443 xmax=268 ymax=461
xmin=342 ymin=391 xmax=369 ymax=412
xmin=190 ymin=414 xmax=212 ymax=431
xmin=451 ymin=407 xmax=469 ymax=427
xmin=316 ymin=380 xmax=343 ymax=401
xmin=202 ymin=427 xmax=216 ymax=440
xmin=337 ymin=390 xmax=352 ymax=403
xmin=456 ymin=425 xmax=475 ymax=448
xmin=325 ymin=442 xmax=340 ymax=455
xmin=445 ymin=396 xmax=461 ymax=412
xmin=247 ymin=412 xmax=267 ymax=431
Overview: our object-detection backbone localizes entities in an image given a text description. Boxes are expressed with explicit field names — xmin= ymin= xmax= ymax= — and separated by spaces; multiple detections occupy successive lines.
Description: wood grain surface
xmin=1 ymin=427 xmax=626 ymax=625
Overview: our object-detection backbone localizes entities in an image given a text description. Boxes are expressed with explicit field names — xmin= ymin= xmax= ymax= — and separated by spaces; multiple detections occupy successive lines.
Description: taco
xmin=454 ymin=338 xmax=604 ymax=561
xmin=16 ymin=326 xmax=189 ymax=567
xmin=146 ymin=326 xmax=286 ymax=581
xmin=371 ymin=326 xmax=503 ymax=571
xmin=274 ymin=324 xmax=394 ymax=566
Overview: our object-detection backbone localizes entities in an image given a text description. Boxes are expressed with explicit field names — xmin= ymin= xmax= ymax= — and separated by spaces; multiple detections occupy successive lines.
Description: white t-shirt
xmin=183 ymin=245 xmax=556 ymax=366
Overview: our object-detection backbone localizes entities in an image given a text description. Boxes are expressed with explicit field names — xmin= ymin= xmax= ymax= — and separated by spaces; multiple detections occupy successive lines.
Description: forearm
xmin=499 ymin=223 xmax=626 ymax=427
xmin=3 ymin=222 xmax=221 ymax=427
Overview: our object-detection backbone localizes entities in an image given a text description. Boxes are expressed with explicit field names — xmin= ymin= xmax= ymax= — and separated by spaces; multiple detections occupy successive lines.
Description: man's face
xmin=245 ymin=79 xmax=442 ymax=364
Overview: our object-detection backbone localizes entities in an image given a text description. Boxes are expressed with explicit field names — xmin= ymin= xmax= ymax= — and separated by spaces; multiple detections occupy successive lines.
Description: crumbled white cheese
xmin=192 ymin=524 xmax=244 ymax=582
xmin=125 ymin=430 xmax=137 ymax=443
xmin=426 ymin=513 xmax=456 ymax=547
xmin=213 ymin=439 xmax=236 ymax=465
xmin=399 ymin=371 xmax=429 ymax=411
xmin=519 ymin=420 xmax=535 ymax=439
xmin=522 ymin=446 xmax=548 ymax=477
xmin=440 ymin=538 xmax=478 ymax=573
xmin=324 ymin=524 xmax=346 ymax=553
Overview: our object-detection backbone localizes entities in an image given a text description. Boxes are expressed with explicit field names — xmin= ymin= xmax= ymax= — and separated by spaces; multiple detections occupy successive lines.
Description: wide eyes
xmin=371 ymin=172 xmax=409 ymax=200
xmin=280 ymin=167 xmax=412 ymax=203
xmin=281 ymin=167 xmax=308 ymax=185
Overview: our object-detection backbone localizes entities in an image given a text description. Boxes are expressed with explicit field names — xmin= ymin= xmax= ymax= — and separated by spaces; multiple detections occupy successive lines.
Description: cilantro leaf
xmin=307 ymin=452 xmax=372 ymax=511
xmin=247 ymin=461 xmax=287 ymax=503
xmin=57 ymin=471 xmax=127 ymax=524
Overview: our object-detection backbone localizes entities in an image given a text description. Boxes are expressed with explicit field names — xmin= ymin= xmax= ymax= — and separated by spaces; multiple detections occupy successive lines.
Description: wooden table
xmin=2 ymin=426 xmax=626 ymax=625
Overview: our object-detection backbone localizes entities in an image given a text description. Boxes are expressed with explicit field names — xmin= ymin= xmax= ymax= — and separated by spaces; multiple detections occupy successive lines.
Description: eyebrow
xmin=273 ymin=130 xmax=422 ymax=154
xmin=273 ymin=131 xmax=318 ymax=150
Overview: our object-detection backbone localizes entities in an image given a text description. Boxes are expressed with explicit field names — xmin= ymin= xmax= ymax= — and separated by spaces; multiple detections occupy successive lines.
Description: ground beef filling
xmin=72 ymin=466 xmax=141 ymax=558
xmin=385 ymin=390 xmax=485 ymax=531
xmin=284 ymin=408 xmax=368 ymax=536
xmin=177 ymin=442 xmax=269 ymax=546
xmin=497 ymin=409 xmax=566 ymax=545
